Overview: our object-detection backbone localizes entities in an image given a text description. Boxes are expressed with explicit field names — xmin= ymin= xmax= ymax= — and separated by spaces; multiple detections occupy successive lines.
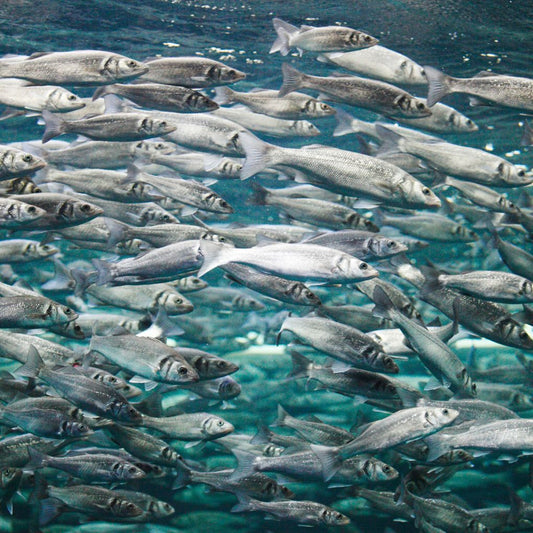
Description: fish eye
xmin=519 ymin=330 xmax=529 ymax=340
xmin=160 ymin=121 xmax=167 ymax=127
xmin=217 ymin=419 xmax=224 ymax=426
xmin=442 ymin=408 xmax=449 ymax=415
xmin=175 ymin=297 xmax=183 ymax=304
xmin=178 ymin=366 xmax=188 ymax=375
xmin=64 ymin=307 xmax=74 ymax=315
xmin=422 ymin=187 xmax=431 ymax=195
xmin=228 ymin=69 xmax=236 ymax=76
xmin=387 ymin=240 xmax=395 ymax=248
xmin=27 ymin=205 xmax=37 ymax=213
xmin=517 ymin=169 xmax=525 ymax=177
xmin=417 ymin=102 xmax=426 ymax=110
xmin=127 ymin=60 xmax=137 ymax=67
xmin=128 ymin=466 xmax=137 ymax=474
xmin=360 ymin=262 xmax=368 ymax=270
xmin=162 ymin=215 xmax=170 ymax=221
xmin=68 ymin=94 xmax=77 ymax=100
xmin=400 ymin=60 xmax=407 ymax=69
xmin=127 ymin=503 xmax=136 ymax=511
xmin=80 ymin=203 xmax=92 ymax=212
xmin=22 ymin=154 xmax=32 ymax=162
xmin=382 ymin=465 xmax=391 ymax=473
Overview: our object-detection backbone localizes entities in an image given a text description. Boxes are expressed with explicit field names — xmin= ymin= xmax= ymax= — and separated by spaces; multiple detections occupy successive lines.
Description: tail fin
xmin=239 ymin=132 xmax=277 ymax=180
xmin=249 ymin=182 xmax=270 ymax=206
xmin=309 ymin=444 xmax=342 ymax=481
xmin=197 ymin=240 xmax=236 ymax=277
xmin=213 ymin=86 xmax=235 ymax=106
xmin=278 ymin=63 xmax=306 ymax=97
xmin=371 ymin=286 xmax=395 ymax=320
xmin=424 ymin=66 xmax=453 ymax=107
xmin=231 ymin=493 xmax=256 ymax=513
xmin=92 ymin=85 xmax=114 ymax=101
xmin=229 ymin=448 xmax=259 ymax=481
xmin=26 ymin=446 xmax=49 ymax=470
xmin=374 ymin=124 xmax=405 ymax=155
xmin=288 ymin=350 xmax=313 ymax=379
xmin=70 ymin=268 xmax=96 ymax=297
xmin=41 ymin=110 xmax=66 ymax=144
xmin=104 ymin=217 xmax=130 ymax=248
xmin=333 ymin=108 xmax=357 ymax=137
xmin=272 ymin=404 xmax=290 ymax=428
xmin=521 ymin=120 xmax=533 ymax=147
xmin=251 ymin=422 xmax=273 ymax=445
xmin=41 ymin=258 xmax=74 ymax=292
xmin=16 ymin=346 xmax=45 ymax=379
xmin=92 ymin=258 xmax=117 ymax=285
xmin=270 ymin=18 xmax=298 ymax=56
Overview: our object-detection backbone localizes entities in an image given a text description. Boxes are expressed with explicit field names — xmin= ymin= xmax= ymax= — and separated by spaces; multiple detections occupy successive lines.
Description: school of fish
xmin=0 ymin=14 xmax=531 ymax=533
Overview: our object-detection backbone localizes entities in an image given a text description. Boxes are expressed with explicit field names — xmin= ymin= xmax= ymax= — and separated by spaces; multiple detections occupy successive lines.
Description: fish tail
xmin=197 ymin=239 xmax=235 ymax=277
xmin=231 ymin=493 xmax=255 ymax=513
xmin=239 ymin=131 xmax=277 ymax=180
xmin=229 ymin=448 xmax=259 ymax=481
xmin=374 ymin=124 xmax=405 ymax=155
xmin=521 ymin=119 xmax=533 ymax=147
xmin=278 ymin=63 xmax=305 ymax=97
xmin=371 ymin=285 xmax=395 ymax=319
xmin=41 ymin=110 xmax=66 ymax=144
xmin=270 ymin=18 xmax=298 ymax=56
xmin=171 ymin=461 xmax=193 ymax=490
xmin=249 ymin=182 xmax=270 ymax=206
xmin=213 ymin=86 xmax=235 ymax=105
xmin=41 ymin=258 xmax=73 ymax=291
xmin=287 ymin=350 xmax=312 ymax=379
xmin=39 ymin=498 xmax=64 ymax=527
xmin=333 ymin=108 xmax=357 ymax=137
xmin=272 ymin=403 xmax=290 ymax=427
xmin=310 ymin=444 xmax=342 ymax=481
xmin=509 ymin=490 xmax=525 ymax=526
xmin=15 ymin=345 xmax=44 ymax=379
xmin=70 ymin=267 xmax=96 ymax=297
xmin=424 ymin=65 xmax=453 ymax=107
xmin=250 ymin=422 xmax=272 ymax=445
xmin=92 ymin=85 xmax=113 ymax=101
xmin=103 ymin=217 xmax=130 ymax=248
xmin=26 ymin=446 xmax=49 ymax=470
xmin=92 ymin=258 xmax=116 ymax=285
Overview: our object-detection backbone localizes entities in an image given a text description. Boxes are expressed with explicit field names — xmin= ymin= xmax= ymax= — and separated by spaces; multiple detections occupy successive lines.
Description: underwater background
xmin=0 ymin=0 xmax=531 ymax=532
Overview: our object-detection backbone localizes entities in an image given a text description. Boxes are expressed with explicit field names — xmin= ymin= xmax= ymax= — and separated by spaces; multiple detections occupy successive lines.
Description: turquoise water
xmin=0 ymin=1 xmax=531 ymax=532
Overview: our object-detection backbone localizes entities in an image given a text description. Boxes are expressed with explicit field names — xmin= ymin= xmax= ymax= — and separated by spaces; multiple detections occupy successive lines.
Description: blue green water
xmin=0 ymin=1 xmax=531 ymax=532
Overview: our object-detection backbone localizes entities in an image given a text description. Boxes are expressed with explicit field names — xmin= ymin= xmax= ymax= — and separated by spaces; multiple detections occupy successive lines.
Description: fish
xmin=318 ymin=44 xmax=426 ymax=84
xmin=424 ymin=65 xmax=533 ymax=111
xmin=139 ymin=56 xmax=246 ymax=87
xmin=270 ymin=18 xmax=378 ymax=56
xmin=41 ymin=110 xmax=177 ymax=143
xmin=0 ymin=50 xmax=148 ymax=85
xmin=279 ymin=63 xmax=432 ymax=118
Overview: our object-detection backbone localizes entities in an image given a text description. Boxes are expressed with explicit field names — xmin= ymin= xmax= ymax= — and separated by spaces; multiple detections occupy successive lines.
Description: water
xmin=0 ymin=0 xmax=532 ymax=531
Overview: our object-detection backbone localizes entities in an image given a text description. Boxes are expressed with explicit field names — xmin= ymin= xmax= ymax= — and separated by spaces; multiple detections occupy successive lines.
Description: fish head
xmin=107 ymin=497 xmax=144 ymax=518
xmin=217 ymin=376 xmax=241 ymax=399
xmin=112 ymin=460 xmax=146 ymax=480
xmin=394 ymin=94 xmax=432 ymax=117
xmin=16 ymin=202 xmax=45 ymax=222
xmin=395 ymin=60 xmax=427 ymax=85
xmin=203 ymin=357 xmax=239 ymax=378
xmin=466 ymin=519 xmax=490 ymax=533
xmin=115 ymin=238 xmax=151 ymax=255
xmin=499 ymin=161 xmax=533 ymax=186
xmin=359 ymin=457 xmax=398 ymax=481
xmin=71 ymin=200 xmax=104 ymax=221
xmin=203 ymin=192 xmax=233 ymax=214
xmin=347 ymin=30 xmax=379 ymax=49
xmin=0 ymin=467 xmax=21 ymax=488
xmin=150 ymin=500 xmax=175 ymax=518
xmin=51 ymin=87 xmax=86 ymax=111
xmin=33 ymin=242 xmax=59 ymax=258
xmin=321 ymin=508 xmax=350 ymax=526
xmin=334 ymin=254 xmax=378 ymax=281
xmin=142 ymin=206 xmax=178 ymax=225
xmin=218 ymin=66 xmax=246 ymax=84
xmin=378 ymin=353 xmax=400 ymax=374
xmin=62 ymin=420 xmax=92 ymax=438
xmin=447 ymin=111 xmax=478 ymax=132
xmin=305 ymin=99 xmax=335 ymax=117
xmin=425 ymin=407 xmax=459 ymax=428
xmin=112 ymin=55 xmax=149 ymax=81
xmin=7 ymin=149 xmax=46 ymax=175
xmin=292 ymin=283 xmax=321 ymax=306
xmin=294 ymin=120 xmax=320 ymax=136
xmin=111 ymin=400 xmax=143 ymax=424
xmin=188 ymin=92 xmax=219 ymax=112
xmin=372 ymin=237 xmax=408 ymax=258
xmin=161 ymin=291 xmax=194 ymax=315
xmin=203 ymin=414 xmax=234 ymax=437
xmin=161 ymin=356 xmax=199 ymax=383
xmin=134 ymin=139 xmax=176 ymax=156
xmin=216 ymin=158 xmax=242 ymax=179
xmin=434 ymin=448 xmax=474 ymax=465
xmin=404 ymin=178 xmax=441 ymax=209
